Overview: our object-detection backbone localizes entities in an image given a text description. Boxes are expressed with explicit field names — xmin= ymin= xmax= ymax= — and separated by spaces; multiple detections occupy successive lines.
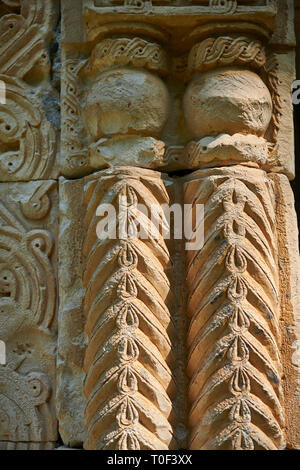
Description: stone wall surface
xmin=0 ymin=0 xmax=299 ymax=450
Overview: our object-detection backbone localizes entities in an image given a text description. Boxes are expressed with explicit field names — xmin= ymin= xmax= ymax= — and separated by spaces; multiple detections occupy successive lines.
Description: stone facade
xmin=0 ymin=0 xmax=299 ymax=450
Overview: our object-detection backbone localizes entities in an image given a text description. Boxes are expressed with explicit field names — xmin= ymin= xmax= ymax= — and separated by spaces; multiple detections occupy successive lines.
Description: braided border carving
xmin=185 ymin=167 xmax=285 ymax=450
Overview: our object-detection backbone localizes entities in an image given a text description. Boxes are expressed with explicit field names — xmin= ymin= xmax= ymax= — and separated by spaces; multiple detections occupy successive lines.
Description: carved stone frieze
xmin=85 ymin=37 xmax=169 ymax=76
xmin=187 ymin=36 xmax=266 ymax=73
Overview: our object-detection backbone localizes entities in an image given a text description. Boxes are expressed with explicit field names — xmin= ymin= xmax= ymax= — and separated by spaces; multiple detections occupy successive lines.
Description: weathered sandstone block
xmin=57 ymin=175 xmax=87 ymax=447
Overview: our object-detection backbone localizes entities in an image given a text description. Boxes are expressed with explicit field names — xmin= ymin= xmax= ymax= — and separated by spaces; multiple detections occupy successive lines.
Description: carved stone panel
xmin=1 ymin=0 xmax=300 ymax=453
xmin=0 ymin=0 xmax=59 ymax=181
xmin=58 ymin=167 xmax=192 ymax=449
xmin=0 ymin=180 xmax=58 ymax=448
xmin=57 ymin=159 xmax=300 ymax=450
xmin=183 ymin=166 xmax=299 ymax=449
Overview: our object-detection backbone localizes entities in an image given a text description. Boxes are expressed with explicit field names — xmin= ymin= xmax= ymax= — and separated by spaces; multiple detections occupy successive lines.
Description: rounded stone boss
xmin=84 ymin=36 xmax=170 ymax=140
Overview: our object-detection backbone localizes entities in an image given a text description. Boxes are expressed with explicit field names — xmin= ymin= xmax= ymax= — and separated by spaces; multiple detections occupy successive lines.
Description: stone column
xmin=184 ymin=167 xmax=285 ymax=449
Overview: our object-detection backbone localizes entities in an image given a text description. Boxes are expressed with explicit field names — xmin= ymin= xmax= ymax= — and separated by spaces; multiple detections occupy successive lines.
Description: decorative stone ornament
xmin=0 ymin=0 xmax=299 ymax=452
xmin=183 ymin=67 xmax=273 ymax=138
xmin=85 ymin=67 xmax=169 ymax=139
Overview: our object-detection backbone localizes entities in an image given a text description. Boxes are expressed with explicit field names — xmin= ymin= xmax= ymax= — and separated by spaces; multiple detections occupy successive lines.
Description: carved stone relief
xmin=1 ymin=0 xmax=300 ymax=452
xmin=58 ymin=168 xmax=189 ymax=449
xmin=184 ymin=167 xmax=285 ymax=449
xmin=0 ymin=180 xmax=58 ymax=448
xmin=0 ymin=0 xmax=59 ymax=181
xmin=83 ymin=168 xmax=177 ymax=450
xmin=58 ymin=165 xmax=300 ymax=450
xmin=60 ymin=0 xmax=295 ymax=178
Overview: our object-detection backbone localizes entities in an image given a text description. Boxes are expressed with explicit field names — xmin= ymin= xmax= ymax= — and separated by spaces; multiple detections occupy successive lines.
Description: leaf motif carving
xmin=184 ymin=167 xmax=285 ymax=450
xmin=83 ymin=168 xmax=177 ymax=450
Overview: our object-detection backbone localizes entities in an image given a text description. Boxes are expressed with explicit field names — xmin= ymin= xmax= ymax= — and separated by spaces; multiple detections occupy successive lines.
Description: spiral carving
xmin=0 ymin=75 xmax=56 ymax=179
